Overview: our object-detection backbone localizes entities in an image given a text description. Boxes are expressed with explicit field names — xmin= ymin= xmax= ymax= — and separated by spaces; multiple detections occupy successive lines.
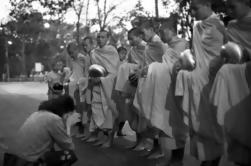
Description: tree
xmin=72 ymin=0 xmax=85 ymax=45
xmin=85 ymin=0 xmax=91 ymax=26
xmin=92 ymin=0 xmax=118 ymax=30
xmin=155 ymin=0 xmax=159 ymax=18
xmin=161 ymin=0 xmax=227 ymax=42
xmin=39 ymin=0 xmax=74 ymax=23
xmin=177 ymin=0 xmax=193 ymax=41
xmin=7 ymin=0 xmax=74 ymax=76
xmin=8 ymin=0 xmax=45 ymax=75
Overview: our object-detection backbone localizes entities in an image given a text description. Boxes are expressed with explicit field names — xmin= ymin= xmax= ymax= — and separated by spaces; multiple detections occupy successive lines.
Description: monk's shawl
xmin=127 ymin=42 xmax=146 ymax=67
xmin=210 ymin=63 xmax=251 ymax=147
xmin=145 ymin=41 xmax=165 ymax=65
xmin=68 ymin=54 xmax=87 ymax=98
xmin=90 ymin=45 xmax=120 ymax=129
xmin=77 ymin=53 xmax=91 ymax=102
xmin=115 ymin=43 xmax=146 ymax=93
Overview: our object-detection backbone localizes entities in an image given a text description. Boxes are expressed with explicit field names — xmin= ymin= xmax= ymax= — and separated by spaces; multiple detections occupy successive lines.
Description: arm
xmin=48 ymin=118 xmax=74 ymax=150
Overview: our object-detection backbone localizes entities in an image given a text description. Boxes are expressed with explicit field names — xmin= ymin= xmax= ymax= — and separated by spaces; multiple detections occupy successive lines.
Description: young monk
xmin=210 ymin=0 xmax=251 ymax=165
xmin=66 ymin=42 xmax=90 ymax=137
xmin=88 ymin=30 xmax=120 ymax=148
xmin=115 ymin=28 xmax=148 ymax=148
xmin=174 ymin=0 xmax=227 ymax=165
xmin=132 ymin=20 xmax=166 ymax=159
xmin=78 ymin=36 xmax=93 ymax=141
xmin=115 ymin=46 xmax=128 ymax=136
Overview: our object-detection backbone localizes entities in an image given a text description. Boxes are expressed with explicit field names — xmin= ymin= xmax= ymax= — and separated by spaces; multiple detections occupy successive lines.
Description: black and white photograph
xmin=0 ymin=0 xmax=250 ymax=166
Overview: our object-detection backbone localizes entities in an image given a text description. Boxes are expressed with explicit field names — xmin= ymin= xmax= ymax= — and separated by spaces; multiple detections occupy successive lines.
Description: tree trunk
xmin=76 ymin=21 xmax=80 ymax=46
xmin=155 ymin=0 xmax=159 ymax=18
xmin=86 ymin=0 xmax=90 ymax=25
xmin=20 ymin=40 xmax=26 ymax=76
xmin=96 ymin=0 xmax=102 ymax=30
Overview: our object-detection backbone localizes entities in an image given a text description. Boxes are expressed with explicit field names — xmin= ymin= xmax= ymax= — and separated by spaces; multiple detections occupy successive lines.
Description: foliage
xmin=39 ymin=0 xmax=74 ymax=22
xmin=176 ymin=0 xmax=193 ymax=41
xmin=91 ymin=0 xmax=118 ymax=30
xmin=161 ymin=0 xmax=227 ymax=41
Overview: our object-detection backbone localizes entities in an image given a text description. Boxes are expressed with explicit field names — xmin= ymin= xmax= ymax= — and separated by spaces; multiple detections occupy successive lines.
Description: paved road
xmin=0 ymin=82 xmax=234 ymax=166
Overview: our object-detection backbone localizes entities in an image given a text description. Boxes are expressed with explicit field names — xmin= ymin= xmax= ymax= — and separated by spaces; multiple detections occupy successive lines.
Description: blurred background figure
xmin=45 ymin=55 xmax=66 ymax=100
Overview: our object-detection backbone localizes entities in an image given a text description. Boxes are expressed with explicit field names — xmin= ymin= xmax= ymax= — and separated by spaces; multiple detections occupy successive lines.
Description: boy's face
xmin=159 ymin=26 xmax=172 ymax=43
xmin=83 ymin=39 xmax=92 ymax=53
xmin=119 ymin=50 xmax=127 ymax=61
xmin=191 ymin=0 xmax=209 ymax=20
xmin=128 ymin=34 xmax=140 ymax=46
xmin=55 ymin=61 xmax=64 ymax=71
xmin=226 ymin=0 xmax=248 ymax=19
xmin=97 ymin=32 xmax=108 ymax=48
xmin=142 ymin=28 xmax=153 ymax=42
xmin=67 ymin=45 xmax=78 ymax=59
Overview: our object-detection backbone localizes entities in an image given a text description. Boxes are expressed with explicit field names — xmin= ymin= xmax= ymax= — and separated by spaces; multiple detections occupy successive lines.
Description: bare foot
xmin=147 ymin=149 xmax=164 ymax=159
xmin=86 ymin=136 xmax=98 ymax=143
xmin=100 ymin=141 xmax=111 ymax=148
xmin=93 ymin=138 xmax=107 ymax=146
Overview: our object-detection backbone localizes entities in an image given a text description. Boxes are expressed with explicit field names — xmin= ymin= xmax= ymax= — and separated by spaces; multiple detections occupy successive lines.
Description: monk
xmin=115 ymin=28 xmax=148 ymax=148
xmin=210 ymin=0 xmax=251 ymax=165
xmin=141 ymin=15 xmax=189 ymax=165
xmin=66 ymin=42 xmax=86 ymax=99
xmin=132 ymin=15 xmax=189 ymax=163
xmin=78 ymin=36 xmax=93 ymax=141
xmin=88 ymin=30 xmax=120 ymax=148
xmin=66 ymin=42 xmax=91 ymax=137
xmin=174 ymin=0 xmax=227 ymax=165
xmin=132 ymin=20 xmax=166 ymax=158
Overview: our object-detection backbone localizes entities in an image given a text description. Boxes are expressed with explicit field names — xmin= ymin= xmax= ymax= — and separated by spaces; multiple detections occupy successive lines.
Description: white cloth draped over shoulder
xmin=133 ymin=38 xmax=188 ymax=141
xmin=133 ymin=35 xmax=165 ymax=116
xmin=210 ymin=15 xmax=251 ymax=164
xmin=174 ymin=14 xmax=226 ymax=160
xmin=115 ymin=43 xmax=146 ymax=93
xmin=89 ymin=45 xmax=120 ymax=130
xmin=145 ymin=35 xmax=164 ymax=65
xmin=68 ymin=53 xmax=89 ymax=98
xmin=77 ymin=54 xmax=91 ymax=103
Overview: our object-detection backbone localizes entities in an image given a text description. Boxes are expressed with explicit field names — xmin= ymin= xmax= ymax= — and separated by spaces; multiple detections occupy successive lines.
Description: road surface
xmin=0 ymin=82 xmax=234 ymax=166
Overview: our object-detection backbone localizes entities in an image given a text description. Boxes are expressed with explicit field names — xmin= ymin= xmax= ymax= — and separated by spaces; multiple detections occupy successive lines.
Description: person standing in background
xmin=45 ymin=55 xmax=65 ymax=100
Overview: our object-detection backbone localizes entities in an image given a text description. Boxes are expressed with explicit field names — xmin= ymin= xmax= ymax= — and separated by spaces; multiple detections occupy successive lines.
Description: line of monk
xmin=43 ymin=0 xmax=251 ymax=165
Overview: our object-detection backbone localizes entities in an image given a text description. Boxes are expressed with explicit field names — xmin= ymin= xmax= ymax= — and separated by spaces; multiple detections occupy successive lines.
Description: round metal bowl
xmin=180 ymin=49 xmax=196 ymax=70
xmin=88 ymin=64 xmax=107 ymax=77
xmin=52 ymin=82 xmax=64 ymax=94
xmin=221 ymin=42 xmax=243 ymax=64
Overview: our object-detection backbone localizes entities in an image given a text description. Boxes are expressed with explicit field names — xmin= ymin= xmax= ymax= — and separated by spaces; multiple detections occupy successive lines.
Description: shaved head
xmin=226 ymin=0 xmax=251 ymax=19
xmin=160 ymin=14 xmax=178 ymax=33
xmin=191 ymin=0 xmax=213 ymax=20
